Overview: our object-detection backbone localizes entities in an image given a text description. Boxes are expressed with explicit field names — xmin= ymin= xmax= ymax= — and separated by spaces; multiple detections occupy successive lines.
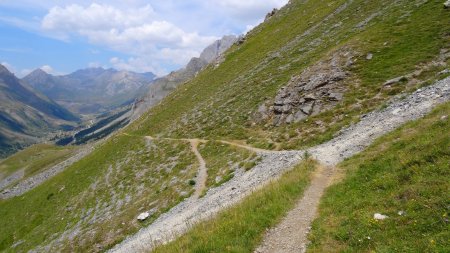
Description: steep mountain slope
xmin=129 ymin=0 xmax=449 ymax=150
xmin=23 ymin=68 xmax=155 ymax=114
xmin=0 ymin=65 xmax=79 ymax=158
xmin=0 ymin=0 xmax=449 ymax=252
xmin=53 ymin=36 xmax=237 ymax=147
xmin=131 ymin=35 xmax=237 ymax=120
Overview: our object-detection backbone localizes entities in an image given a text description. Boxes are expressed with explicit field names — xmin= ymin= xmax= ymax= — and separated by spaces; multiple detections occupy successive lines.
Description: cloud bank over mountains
xmin=0 ymin=0 xmax=288 ymax=75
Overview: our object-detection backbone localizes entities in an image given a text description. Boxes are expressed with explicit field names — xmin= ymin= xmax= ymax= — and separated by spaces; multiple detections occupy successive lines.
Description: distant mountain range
xmin=23 ymin=68 xmax=155 ymax=115
xmin=55 ymin=35 xmax=238 ymax=146
xmin=0 ymin=65 xmax=79 ymax=158
xmin=0 ymin=35 xmax=236 ymax=157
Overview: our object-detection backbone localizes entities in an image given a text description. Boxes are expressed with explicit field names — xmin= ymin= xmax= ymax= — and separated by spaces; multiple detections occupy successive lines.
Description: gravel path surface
xmin=0 ymin=168 xmax=24 ymax=191
xmin=189 ymin=139 xmax=208 ymax=198
xmin=109 ymin=76 xmax=449 ymax=253
xmin=255 ymin=166 xmax=336 ymax=253
xmin=255 ymin=76 xmax=450 ymax=253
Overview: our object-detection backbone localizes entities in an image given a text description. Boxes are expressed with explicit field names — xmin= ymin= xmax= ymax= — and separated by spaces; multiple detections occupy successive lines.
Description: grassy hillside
xmin=307 ymin=102 xmax=450 ymax=252
xmin=0 ymin=0 xmax=449 ymax=252
xmin=153 ymin=160 xmax=316 ymax=253
xmin=0 ymin=144 xmax=77 ymax=188
xmin=152 ymin=102 xmax=449 ymax=253
xmin=129 ymin=0 xmax=449 ymax=150
xmin=0 ymin=135 xmax=257 ymax=252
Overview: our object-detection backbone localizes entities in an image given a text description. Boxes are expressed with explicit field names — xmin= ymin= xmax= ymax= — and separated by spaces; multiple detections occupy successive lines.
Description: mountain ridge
xmin=23 ymin=67 xmax=156 ymax=115
xmin=0 ymin=65 xmax=79 ymax=158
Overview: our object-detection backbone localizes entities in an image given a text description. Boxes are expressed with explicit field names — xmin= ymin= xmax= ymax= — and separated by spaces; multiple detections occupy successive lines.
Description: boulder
xmin=300 ymin=102 xmax=315 ymax=115
xmin=445 ymin=1 xmax=450 ymax=8
xmin=373 ymin=213 xmax=388 ymax=220
xmin=137 ymin=212 xmax=150 ymax=221
xmin=383 ymin=76 xmax=407 ymax=86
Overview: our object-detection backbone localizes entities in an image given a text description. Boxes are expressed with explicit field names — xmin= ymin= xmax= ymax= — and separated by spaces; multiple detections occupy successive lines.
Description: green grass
xmin=0 ymin=143 xmax=77 ymax=185
xmin=198 ymin=141 xmax=257 ymax=188
xmin=153 ymin=159 xmax=316 ymax=253
xmin=129 ymin=0 xmax=449 ymax=151
xmin=0 ymin=136 xmax=199 ymax=252
xmin=308 ymin=102 xmax=450 ymax=252
xmin=2 ymin=0 xmax=450 ymax=252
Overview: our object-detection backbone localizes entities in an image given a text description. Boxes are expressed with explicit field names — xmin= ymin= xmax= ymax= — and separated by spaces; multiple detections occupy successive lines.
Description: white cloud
xmin=2 ymin=0 xmax=289 ymax=74
xmin=1 ymin=62 xmax=16 ymax=73
xmin=40 ymin=65 xmax=53 ymax=73
xmin=109 ymin=57 xmax=167 ymax=76
xmin=42 ymin=4 xmax=155 ymax=32
xmin=211 ymin=0 xmax=288 ymax=21
xmin=41 ymin=3 xmax=218 ymax=73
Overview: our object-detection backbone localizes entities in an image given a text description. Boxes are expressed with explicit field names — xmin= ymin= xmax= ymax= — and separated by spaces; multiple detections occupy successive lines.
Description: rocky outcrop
xmin=265 ymin=8 xmax=278 ymax=21
xmin=255 ymin=48 xmax=355 ymax=125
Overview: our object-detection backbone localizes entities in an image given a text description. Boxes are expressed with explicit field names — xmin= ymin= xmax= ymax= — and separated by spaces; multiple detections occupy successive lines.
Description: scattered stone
xmin=374 ymin=213 xmax=389 ymax=220
xmin=366 ymin=53 xmax=373 ymax=60
xmin=444 ymin=1 xmax=450 ymax=8
xmin=398 ymin=211 xmax=405 ymax=216
xmin=439 ymin=69 xmax=450 ymax=75
xmin=384 ymin=76 xmax=407 ymax=86
xmin=440 ymin=115 xmax=448 ymax=121
xmin=137 ymin=212 xmax=150 ymax=221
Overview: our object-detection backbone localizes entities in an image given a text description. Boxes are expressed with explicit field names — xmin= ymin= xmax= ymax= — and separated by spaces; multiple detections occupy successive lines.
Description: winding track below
xmin=189 ymin=139 xmax=208 ymax=198
xmin=108 ymin=77 xmax=449 ymax=253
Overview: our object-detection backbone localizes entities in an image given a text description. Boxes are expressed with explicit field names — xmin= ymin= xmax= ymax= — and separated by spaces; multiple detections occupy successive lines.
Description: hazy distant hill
xmin=23 ymin=68 xmax=155 ymax=114
xmin=0 ymin=64 xmax=79 ymax=158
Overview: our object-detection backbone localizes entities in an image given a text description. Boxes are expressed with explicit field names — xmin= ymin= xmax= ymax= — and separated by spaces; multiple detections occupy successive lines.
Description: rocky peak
xmin=24 ymin=68 xmax=51 ymax=80
xmin=200 ymin=35 xmax=237 ymax=63
xmin=0 ymin=64 xmax=14 ymax=77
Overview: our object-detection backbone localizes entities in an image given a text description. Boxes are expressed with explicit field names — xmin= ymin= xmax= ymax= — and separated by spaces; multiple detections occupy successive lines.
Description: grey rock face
xmin=200 ymin=35 xmax=237 ymax=63
xmin=255 ymin=47 xmax=355 ymax=125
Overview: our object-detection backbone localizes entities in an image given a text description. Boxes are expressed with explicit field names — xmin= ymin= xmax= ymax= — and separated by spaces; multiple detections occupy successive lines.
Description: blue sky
xmin=0 ymin=0 xmax=288 ymax=77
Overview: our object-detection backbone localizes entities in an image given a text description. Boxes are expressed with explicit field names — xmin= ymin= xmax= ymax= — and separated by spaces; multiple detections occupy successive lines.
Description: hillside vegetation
xmin=151 ymin=102 xmax=449 ymax=253
xmin=0 ymin=0 xmax=449 ymax=252
xmin=0 ymin=144 xmax=77 ymax=190
xmin=129 ymin=0 xmax=449 ymax=149
xmin=153 ymin=160 xmax=316 ymax=253
xmin=308 ymin=102 xmax=450 ymax=252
